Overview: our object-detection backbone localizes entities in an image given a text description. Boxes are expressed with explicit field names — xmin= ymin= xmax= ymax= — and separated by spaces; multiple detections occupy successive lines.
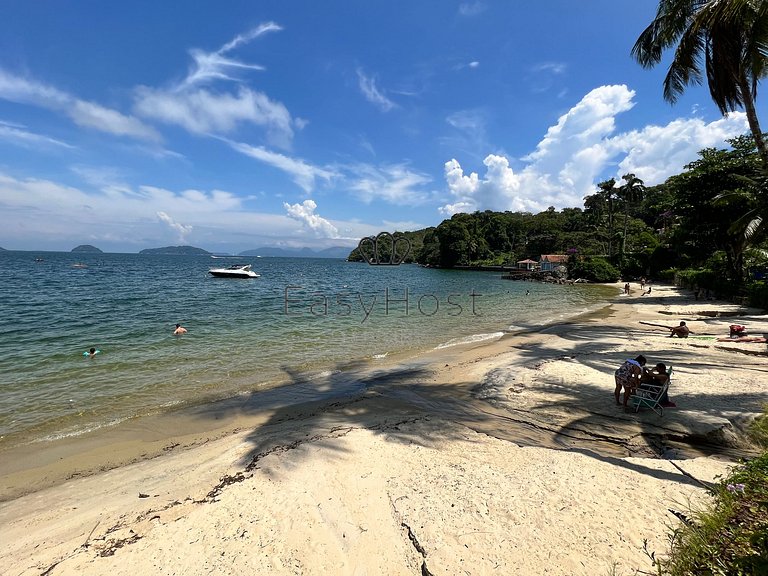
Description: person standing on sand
xmin=614 ymin=355 xmax=646 ymax=406
xmin=173 ymin=323 xmax=187 ymax=335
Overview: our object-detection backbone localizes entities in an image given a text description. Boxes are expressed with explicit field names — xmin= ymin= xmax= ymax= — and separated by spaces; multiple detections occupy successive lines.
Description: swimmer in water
xmin=174 ymin=323 xmax=188 ymax=335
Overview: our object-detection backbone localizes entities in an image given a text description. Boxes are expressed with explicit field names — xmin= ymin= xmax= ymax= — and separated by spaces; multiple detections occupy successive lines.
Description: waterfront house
xmin=539 ymin=254 xmax=568 ymax=271
xmin=517 ymin=259 xmax=538 ymax=270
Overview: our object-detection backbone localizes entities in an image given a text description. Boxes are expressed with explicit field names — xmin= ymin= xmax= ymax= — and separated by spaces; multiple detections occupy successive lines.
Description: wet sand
xmin=2 ymin=282 xmax=767 ymax=575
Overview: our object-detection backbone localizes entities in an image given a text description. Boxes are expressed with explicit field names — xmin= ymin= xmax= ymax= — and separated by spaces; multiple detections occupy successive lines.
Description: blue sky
xmin=0 ymin=1 xmax=760 ymax=253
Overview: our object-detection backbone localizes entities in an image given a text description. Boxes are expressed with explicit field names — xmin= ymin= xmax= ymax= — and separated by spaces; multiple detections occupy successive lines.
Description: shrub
xmin=663 ymin=452 xmax=768 ymax=575
xmin=748 ymin=281 xmax=768 ymax=310
xmin=570 ymin=257 xmax=620 ymax=282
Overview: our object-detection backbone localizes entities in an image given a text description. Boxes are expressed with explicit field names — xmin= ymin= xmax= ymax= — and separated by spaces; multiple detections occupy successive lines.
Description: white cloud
xmin=446 ymin=110 xmax=484 ymax=132
xmin=0 ymin=70 xmax=70 ymax=107
xmin=225 ymin=139 xmax=337 ymax=193
xmin=443 ymin=109 xmax=488 ymax=154
xmin=441 ymin=85 xmax=750 ymax=215
xmin=69 ymin=100 xmax=161 ymax=141
xmin=611 ymin=114 xmax=749 ymax=184
xmin=532 ymin=62 xmax=566 ymax=75
xmin=0 ymin=68 xmax=160 ymax=142
xmin=181 ymin=22 xmax=282 ymax=89
xmin=135 ymin=86 xmax=294 ymax=146
xmin=458 ymin=1 xmax=487 ymax=16
xmin=0 ymin=169 xmax=323 ymax=250
xmin=283 ymin=199 xmax=340 ymax=238
xmin=347 ymin=163 xmax=432 ymax=205
xmin=156 ymin=211 xmax=193 ymax=243
xmin=133 ymin=24 xmax=297 ymax=148
xmin=526 ymin=61 xmax=568 ymax=94
xmin=0 ymin=120 xmax=74 ymax=149
xmin=356 ymin=69 xmax=396 ymax=112
xmin=441 ymin=155 xmax=529 ymax=215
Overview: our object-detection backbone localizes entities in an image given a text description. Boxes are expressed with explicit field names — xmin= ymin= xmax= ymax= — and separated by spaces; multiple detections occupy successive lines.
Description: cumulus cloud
xmin=283 ymin=199 xmax=340 ymax=238
xmin=0 ymin=169 xmax=362 ymax=251
xmin=440 ymin=84 xmax=750 ymax=215
xmin=156 ymin=211 xmax=193 ymax=243
xmin=0 ymin=69 xmax=160 ymax=142
xmin=442 ymin=155 xmax=528 ymax=214
xmin=356 ymin=69 xmax=396 ymax=112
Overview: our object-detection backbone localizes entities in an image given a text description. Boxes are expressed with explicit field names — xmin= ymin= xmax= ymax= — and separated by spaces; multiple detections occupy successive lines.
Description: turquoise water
xmin=0 ymin=251 xmax=615 ymax=447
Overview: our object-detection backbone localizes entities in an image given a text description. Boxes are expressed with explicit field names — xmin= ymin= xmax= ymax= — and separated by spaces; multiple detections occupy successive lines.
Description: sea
xmin=0 ymin=251 xmax=617 ymax=450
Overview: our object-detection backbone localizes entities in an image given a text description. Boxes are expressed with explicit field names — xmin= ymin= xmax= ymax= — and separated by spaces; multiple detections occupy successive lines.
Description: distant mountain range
xmin=239 ymin=246 xmax=351 ymax=259
xmin=71 ymin=244 xmax=103 ymax=253
xmin=139 ymin=246 xmax=210 ymax=255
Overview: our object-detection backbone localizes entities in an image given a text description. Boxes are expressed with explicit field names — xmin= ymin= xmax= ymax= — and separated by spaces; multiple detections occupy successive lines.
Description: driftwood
xmin=639 ymin=321 xmax=673 ymax=330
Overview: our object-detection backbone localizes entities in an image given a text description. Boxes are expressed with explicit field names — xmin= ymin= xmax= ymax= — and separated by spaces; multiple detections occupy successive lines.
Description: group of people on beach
xmin=623 ymin=278 xmax=653 ymax=296
xmin=613 ymin=355 xmax=675 ymax=410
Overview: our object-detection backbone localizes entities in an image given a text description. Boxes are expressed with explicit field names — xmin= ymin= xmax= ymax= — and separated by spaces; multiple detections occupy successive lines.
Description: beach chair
xmin=629 ymin=366 xmax=673 ymax=416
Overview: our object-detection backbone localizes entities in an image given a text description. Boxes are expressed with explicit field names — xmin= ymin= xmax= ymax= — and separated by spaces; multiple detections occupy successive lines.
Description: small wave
xmin=435 ymin=331 xmax=504 ymax=349
xmin=315 ymin=369 xmax=342 ymax=378
xmin=372 ymin=352 xmax=388 ymax=359
xmin=34 ymin=418 xmax=126 ymax=443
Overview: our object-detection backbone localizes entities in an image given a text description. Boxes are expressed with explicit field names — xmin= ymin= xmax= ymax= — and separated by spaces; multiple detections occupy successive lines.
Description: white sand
xmin=2 ymin=283 xmax=766 ymax=576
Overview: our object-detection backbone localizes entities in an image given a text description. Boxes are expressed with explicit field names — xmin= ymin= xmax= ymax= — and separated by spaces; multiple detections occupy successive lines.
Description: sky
xmin=0 ymin=1 xmax=761 ymax=253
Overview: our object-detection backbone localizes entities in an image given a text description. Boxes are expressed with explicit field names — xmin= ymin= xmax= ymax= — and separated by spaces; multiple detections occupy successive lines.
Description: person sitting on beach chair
xmin=614 ymin=355 xmax=646 ymax=407
xmin=630 ymin=363 xmax=675 ymax=414
xmin=669 ymin=321 xmax=690 ymax=338
xmin=639 ymin=363 xmax=675 ymax=407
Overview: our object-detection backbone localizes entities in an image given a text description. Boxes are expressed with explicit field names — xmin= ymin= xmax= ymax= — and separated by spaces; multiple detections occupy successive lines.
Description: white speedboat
xmin=208 ymin=264 xmax=260 ymax=278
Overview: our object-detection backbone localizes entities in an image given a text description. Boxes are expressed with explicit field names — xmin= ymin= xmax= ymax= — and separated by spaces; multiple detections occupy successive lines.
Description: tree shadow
xmin=175 ymin=292 xmax=767 ymax=492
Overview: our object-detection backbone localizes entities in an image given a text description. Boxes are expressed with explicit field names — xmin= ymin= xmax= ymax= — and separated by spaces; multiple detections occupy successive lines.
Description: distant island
xmin=71 ymin=245 xmax=103 ymax=253
xmin=139 ymin=246 xmax=211 ymax=255
xmin=239 ymin=246 xmax=351 ymax=259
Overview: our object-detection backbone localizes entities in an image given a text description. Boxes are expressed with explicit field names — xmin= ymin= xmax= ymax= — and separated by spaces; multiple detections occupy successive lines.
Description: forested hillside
xmin=350 ymin=136 xmax=768 ymax=305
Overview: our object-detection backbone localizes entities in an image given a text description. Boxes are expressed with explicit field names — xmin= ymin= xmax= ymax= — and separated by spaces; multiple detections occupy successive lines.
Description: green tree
xmin=435 ymin=218 xmax=471 ymax=267
xmin=666 ymin=135 xmax=762 ymax=281
xmin=618 ymin=173 xmax=646 ymax=258
xmin=596 ymin=179 xmax=619 ymax=258
xmin=632 ymin=0 xmax=768 ymax=167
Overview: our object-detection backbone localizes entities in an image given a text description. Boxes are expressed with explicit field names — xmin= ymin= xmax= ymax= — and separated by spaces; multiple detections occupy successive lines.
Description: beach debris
xmin=97 ymin=530 xmax=142 ymax=557
xmin=138 ymin=493 xmax=150 ymax=498
xmin=203 ymin=471 xmax=250 ymax=501
xmin=668 ymin=508 xmax=698 ymax=528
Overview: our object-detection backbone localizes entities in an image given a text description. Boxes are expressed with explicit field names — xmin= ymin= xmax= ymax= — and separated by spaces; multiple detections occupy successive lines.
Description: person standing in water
xmin=173 ymin=323 xmax=188 ymax=335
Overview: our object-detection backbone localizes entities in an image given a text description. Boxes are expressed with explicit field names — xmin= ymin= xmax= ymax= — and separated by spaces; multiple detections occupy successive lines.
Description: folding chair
xmin=629 ymin=366 xmax=673 ymax=416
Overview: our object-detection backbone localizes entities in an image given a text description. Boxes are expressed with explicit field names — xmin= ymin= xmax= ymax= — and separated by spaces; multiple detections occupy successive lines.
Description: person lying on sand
xmin=669 ymin=321 xmax=690 ymax=338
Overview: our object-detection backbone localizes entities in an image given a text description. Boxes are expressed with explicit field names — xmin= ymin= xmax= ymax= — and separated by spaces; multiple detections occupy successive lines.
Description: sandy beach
xmin=2 ymin=282 xmax=767 ymax=576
